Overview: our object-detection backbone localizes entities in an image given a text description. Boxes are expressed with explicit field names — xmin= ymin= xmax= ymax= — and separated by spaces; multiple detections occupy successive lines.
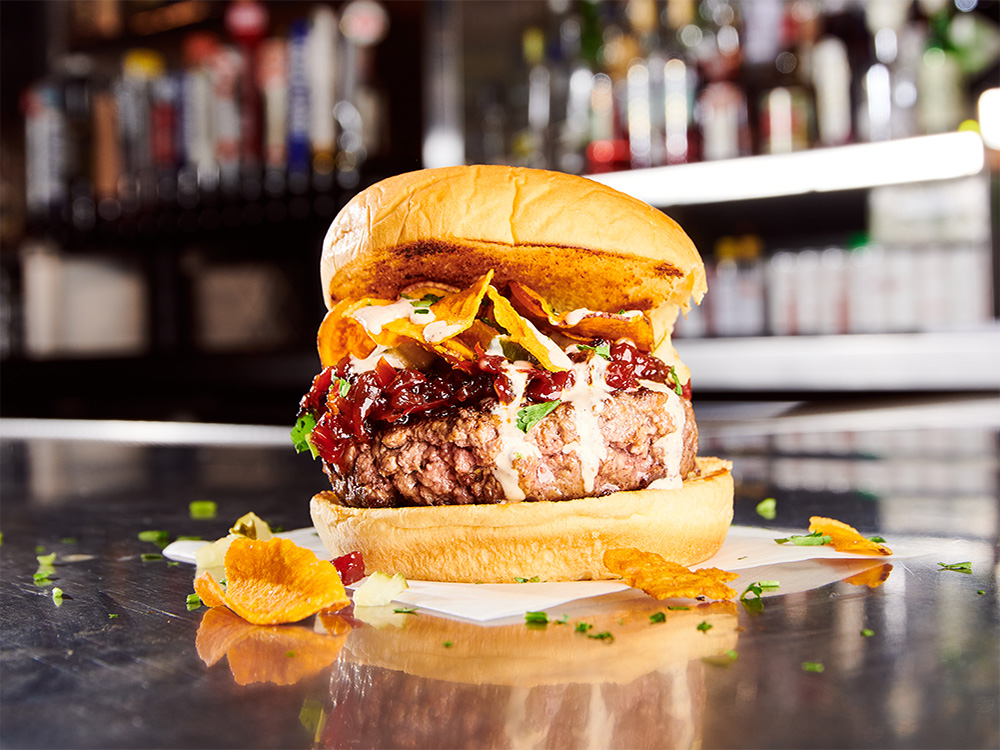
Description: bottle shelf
xmin=679 ymin=327 xmax=1000 ymax=393
xmin=586 ymin=132 xmax=988 ymax=207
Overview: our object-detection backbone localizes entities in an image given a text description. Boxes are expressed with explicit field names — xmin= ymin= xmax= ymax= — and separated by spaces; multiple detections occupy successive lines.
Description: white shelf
xmin=678 ymin=329 xmax=1000 ymax=392
xmin=586 ymin=132 xmax=986 ymax=207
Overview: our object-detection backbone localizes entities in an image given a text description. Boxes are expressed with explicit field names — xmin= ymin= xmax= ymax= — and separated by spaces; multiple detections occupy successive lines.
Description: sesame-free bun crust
xmin=321 ymin=165 xmax=706 ymax=317
xmin=310 ymin=457 xmax=733 ymax=584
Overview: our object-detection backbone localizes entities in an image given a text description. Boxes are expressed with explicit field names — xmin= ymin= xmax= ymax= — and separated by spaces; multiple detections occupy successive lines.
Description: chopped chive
xmin=138 ymin=530 xmax=170 ymax=548
xmin=524 ymin=611 xmax=549 ymax=625
xmin=52 ymin=588 xmax=64 ymax=606
xmin=60 ymin=537 xmax=78 ymax=544
xmin=649 ymin=612 xmax=667 ymax=624
xmin=861 ymin=628 xmax=875 ymax=637
xmin=186 ymin=593 xmax=202 ymax=610
xmin=36 ymin=553 xmax=56 ymax=565
xmin=141 ymin=553 xmax=163 ymax=562
xmin=774 ymin=532 xmax=832 ymax=546
xmin=443 ymin=641 xmax=454 ymax=648
xmin=189 ymin=501 xmax=218 ymax=520
xmin=393 ymin=607 xmax=418 ymax=615
xmin=667 ymin=605 xmax=690 ymax=611
xmin=756 ymin=497 xmax=777 ymax=520
xmin=514 ymin=575 xmax=540 ymax=583
xmin=937 ymin=561 xmax=972 ymax=574
xmin=109 ymin=613 xmax=119 ymax=619
xmin=802 ymin=661 xmax=825 ymax=673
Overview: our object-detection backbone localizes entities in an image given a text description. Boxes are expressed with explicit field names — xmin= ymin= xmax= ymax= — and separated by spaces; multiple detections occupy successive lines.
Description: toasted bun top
xmin=321 ymin=165 xmax=706 ymax=316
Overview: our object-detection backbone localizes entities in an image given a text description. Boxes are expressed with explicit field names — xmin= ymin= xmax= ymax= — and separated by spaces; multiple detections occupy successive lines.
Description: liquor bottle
xmin=757 ymin=2 xmax=816 ymax=154
xmin=209 ymin=45 xmax=243 ymax=196
xmin=23 ymin=82 xmax=67 ymax=224
xmin=694 ymin=0 xmax=751 ymax=160
xmin=225 ymin=0 xmax=268 ymax=179
xmin=256 ymin=37 xmax=288 ymax=196
xmin=60 ymin=54 xmax=97 ymax=230
xmin=555 ymin=13 xmax=593 ymax=174
xmin=181 ymin=32 xmax=221 ymax=199
xmin=286 ymin=18 xmax=311 ymax=194
xmin=117 ymin=49 xmax=163 ymax=211
xmin=308 ymin=6 xmax=338 ymax=191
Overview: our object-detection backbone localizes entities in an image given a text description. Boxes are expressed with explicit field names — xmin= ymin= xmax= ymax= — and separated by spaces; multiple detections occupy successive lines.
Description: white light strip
xmin=0 ymin=418 xmax=291 ymax=446
xmin=587 ymin=132 xmax=986 ymax=206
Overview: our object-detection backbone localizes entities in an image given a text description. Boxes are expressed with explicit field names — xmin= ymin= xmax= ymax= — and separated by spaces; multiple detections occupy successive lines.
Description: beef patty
xmin=327 ymin=388 xmax=698 ymax=508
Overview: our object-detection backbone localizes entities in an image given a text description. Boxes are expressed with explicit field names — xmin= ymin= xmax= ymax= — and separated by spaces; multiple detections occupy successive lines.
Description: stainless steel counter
xmin=2 ymin=397 xmax=998 ymax=749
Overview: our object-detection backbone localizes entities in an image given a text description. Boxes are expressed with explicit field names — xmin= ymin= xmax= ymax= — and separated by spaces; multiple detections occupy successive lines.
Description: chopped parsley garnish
xmin=774 ymin=531 xmax=832 ymax=546
xmin=588 ymin=631 xmax=614 ymax=642
xmin=740 ymin=580 xmax=779 ymax=616
xmin=577 ymin=341 xmax=611 ymax=360
xmin=333 ymin=377 xmax=351 ymax=398
xmin=861 ymin=628 xmax=875 ymax=637
xmin=291 ymin=414 xmax=318 ymax=457
xmin=138 ymin=530 xmax=170 ymax=547
xmin=516 ymin=400 xmax=561 ymax=433
xmin=514 ymin=575 xmax=540 ymax=583
xmin=649 ymin=612 xmax=667 ymax=624
xmin=443 ymin=640 xmax=454 ymax=648
xmin=554 ymin=614 xmax=570 ymax=625
xmin=667 ymin=365 xmax=684 ymax=396
xmin=937 ymin=561 xmax=972 ymax=574
xmin=407 ymin=293 xmax=443 ymax=308
xmin=574 ymin=622 xmax=593 ymax=634
xmin=524 ymin=611 xmax=549 ymax=625
xmin=186 ymin=593 xmax=202 ymax=611
xmin=755 ymin=497 xmax=777 ymax=520
xmin=189 ymin=501 xmax=218 ymax=520
xmin=696 ymin=621 xmax=713 ymax=632
xmin=802 ymin=661 xmax=825 ymax=673
xmin=869 ymin=535 xmax=886 ymax=543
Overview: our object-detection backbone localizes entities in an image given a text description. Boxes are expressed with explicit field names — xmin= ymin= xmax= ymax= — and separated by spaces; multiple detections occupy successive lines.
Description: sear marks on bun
xmin=328 ymin=390 xmax=697 ymax=509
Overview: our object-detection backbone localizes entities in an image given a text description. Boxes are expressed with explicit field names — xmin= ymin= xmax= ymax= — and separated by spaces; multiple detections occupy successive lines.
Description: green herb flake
xmin=696 ymin=621 xmax=713 ymax=633
xmin=285 ymin=651 xmax=296 ymax=658
xmin=516 ymin=400 xmax=561 ymax=433
xmin=138 ymin=530 xmax=169 ymax=547
xmin=555 ymin=614 xmax=570 ymax=625
xmin=755 ymin=497 xmax=777 ymax=520
xmin=33 ymin=572 xmax=53 ymax=586
xmin=667 ymin=605 xmax=690 ymax=611
xmin=393 ymin=607 xmax=418 ymax=615
xmin=588 ymin=631 xmax=614 ymax=642
xmin=443 ymin=641 xmax=454 ymax=648
xmin=407 ymin=293 xmax=443 ymax=308
xmin=861 ymin=628 xmax=875 ymax=637
xmin=514 ymin=575 xmax=540 ymax=583
xmin=524 ymin=611 xmax=549 ymax=625
xmin=774 ymin=531 xmax=832 ymax=546
xmin=175 ymin=535 xmax=203 ymax=541
xmin=869 ymin=536 xmax=886 ymax=543
xmin=577 ymin=341 xmax=611 ymax=360
xmin=574 ymin=622 xmax=593 ymax=634
xmin=291 ymin=414 xmax=319 ymax=457
xmin=937 ymin=561 xmax=972 ymax=574
xmin=189 ymin=501 xmax=218 ymax=520
xmin=109 ymin=613 xmax=119 ymax=619
xmin=36 ymin=553 xmax=56 ymax=566
xmin=60 ymin=537 xmax=78 ymax=544
xmin=978 ymin=590 xmax=986 ymax=595
xmin=649 ymin=612 xmax=667 ymax=624
xmin=703 ymin=648 xmax=739 ymax=667
xmin=35 ymin=545 xmax=46 ymax=554
xmin=333 ymin=377 xmax=351 ymax=398
xmin=186 ymin=593 xmax=202 ymax=611
xmin=52 ymin=588 xmax=64 ymax=607
xmin=141 ymin=553 xmax=164 ymax=562
xmin=667 ymin=365 xmax=685 ymax=396
xmin=802 ymin=661 xmax=825 ymax=673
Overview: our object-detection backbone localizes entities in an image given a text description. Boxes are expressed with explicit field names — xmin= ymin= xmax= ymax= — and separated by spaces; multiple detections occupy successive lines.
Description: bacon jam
xmin=295 ymin=339 xmax=690 ymax=474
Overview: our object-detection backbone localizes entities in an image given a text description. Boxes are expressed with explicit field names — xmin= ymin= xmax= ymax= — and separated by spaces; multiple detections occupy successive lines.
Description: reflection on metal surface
xmin=195 ymin=607 xmax=350 ymax=686
xmin=842 ymin=563 xmax=893 ymax=589
xmin=318 ymin=599 xmax=738 ymax=749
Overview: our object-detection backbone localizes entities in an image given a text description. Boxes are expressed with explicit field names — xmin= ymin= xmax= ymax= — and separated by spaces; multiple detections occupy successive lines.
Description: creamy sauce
xmin=560 ymin=356 xmax=614 ymax=494
xmin=423 ymin=320 xmax=463 ymax=343
xmin=639 ymin=378 xmax=687 ymax=486
xmin=522 ymin=317 xmax=573 ymax=369
xmin=490 ymin=365 xmax=538 ymax=502
xmin=563 ymin=307 xmax=643 ymax=326
xmin=351 ymin=299 xmax=429 ymax=335
xmin=348 ymin=345 xmax=409 ymax=373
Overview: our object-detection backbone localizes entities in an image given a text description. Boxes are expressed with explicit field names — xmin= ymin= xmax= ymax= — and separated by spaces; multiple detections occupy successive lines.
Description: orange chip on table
xmin=604 ymin=548 xmax=738 ymax=601
xmin=809 ymin=516 xmax=893 ymax=556
xmin=843 ymin=563 xmax=893 ymax=588
xmin=193 ymin=537 xmax=350 ymax=625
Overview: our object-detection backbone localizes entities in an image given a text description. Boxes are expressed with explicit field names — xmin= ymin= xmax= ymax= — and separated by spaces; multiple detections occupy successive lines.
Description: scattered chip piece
xmin=193 ymin=537 xmax=349 ymax=625
xmin=604 ymin=548 xmax=738 ymax=601
xmin=843 ymin=563 xmax=894 ymax=588
xmin=809 ymin=517 xmax=892 ymax=556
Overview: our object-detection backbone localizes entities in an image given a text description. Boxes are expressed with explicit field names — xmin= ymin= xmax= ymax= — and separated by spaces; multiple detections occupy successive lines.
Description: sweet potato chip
xmin=604 ymin=548 xmax=738 ymax=601
xmin=487 ymin=287 xmax=571 ymax=371
xmin=508 ymin=281 xmax=654 ymax=350
xmin=196 ymin=606 xmax=349 ymax=686
xmin=843 ymin=563 xmax=893 ymax=588
xmin=317 ymin=299 xmax=381 ymax=367
xmin=809 ymin=516 xmax=893 ymax=556
xmin=194 ymin=537 xmax=350 ymax=625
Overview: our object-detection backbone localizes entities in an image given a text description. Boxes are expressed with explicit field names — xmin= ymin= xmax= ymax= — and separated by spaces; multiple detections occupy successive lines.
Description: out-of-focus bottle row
xmin=471 ymin=0 xmax=998 ymax=174
xmin=674 ymin=176 xmax=994 ymax=338
xmin=19 ymin=0 xmax=390 ymax=233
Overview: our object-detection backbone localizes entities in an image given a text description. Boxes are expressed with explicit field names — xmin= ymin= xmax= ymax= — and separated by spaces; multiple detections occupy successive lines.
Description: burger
xmin=294 ymin=165 xmax=733 ymax=583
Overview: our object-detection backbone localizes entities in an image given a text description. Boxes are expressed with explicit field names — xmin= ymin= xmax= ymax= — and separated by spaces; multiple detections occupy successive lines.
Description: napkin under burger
xmin=294 ymin=165 xmax=733 ymax=583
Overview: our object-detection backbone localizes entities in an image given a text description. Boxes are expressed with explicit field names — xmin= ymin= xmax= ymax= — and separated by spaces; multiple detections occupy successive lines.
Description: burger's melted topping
xmin=297 ymin=338 xmax=690 ymax=493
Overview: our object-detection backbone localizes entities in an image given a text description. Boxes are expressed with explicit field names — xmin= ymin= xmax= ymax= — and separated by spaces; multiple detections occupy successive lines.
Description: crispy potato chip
xmin=423 ymin=271 xmax=494 ymax=341
xmin=487 ymin=287 xmax=571 ymax=371
xmin=196 ymin=606 xmax=349 ymax=686
xmin=317 ymin=299 xmax=380 ymax=367
xmin=509 ymin=281 xmax=654 ymax=350
xmin=843 ymin=563 xmax=893 ymax=588
xmin=604 ymin=548 xmax=738 ymax=601
xmin=194 ymin=537 xmax=350 ymax=625
xmin=809 ymin=516 xmax=893 ymax=556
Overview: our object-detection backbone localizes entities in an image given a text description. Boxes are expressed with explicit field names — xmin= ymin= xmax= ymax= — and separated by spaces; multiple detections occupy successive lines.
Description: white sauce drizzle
xmin=489 ymin=365 xmax=538 ymax=502
xmin=423 ymin=320 xmax=463 ymax=343
xmin=522 ymin=317 xmax=573 ymax=369
xmin=560 ymin=356 xmax=614 ymax=494
xmin=351 ymin=299 xmax=430 ymax=335
xmin=348 ymin=345 xmax=409 ymax=373
xmin=639 ymin=378 xmax=687 ymax=488
xmin=563 ymin=307 xmax=643 ymax=326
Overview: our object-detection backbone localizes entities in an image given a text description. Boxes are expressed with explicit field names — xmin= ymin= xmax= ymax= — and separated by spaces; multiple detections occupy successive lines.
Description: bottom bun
xmin=310 ymin=456 xmax=733 ymax=583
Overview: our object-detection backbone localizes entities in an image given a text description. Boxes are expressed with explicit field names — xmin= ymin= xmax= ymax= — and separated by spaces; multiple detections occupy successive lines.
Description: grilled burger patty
xmin=328 ymin=388 xmax=698 ymax=508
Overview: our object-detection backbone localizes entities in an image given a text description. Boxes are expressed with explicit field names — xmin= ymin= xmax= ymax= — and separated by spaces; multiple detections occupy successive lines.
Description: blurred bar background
xmin=0 ymin=0 xmax=997 ymax=426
